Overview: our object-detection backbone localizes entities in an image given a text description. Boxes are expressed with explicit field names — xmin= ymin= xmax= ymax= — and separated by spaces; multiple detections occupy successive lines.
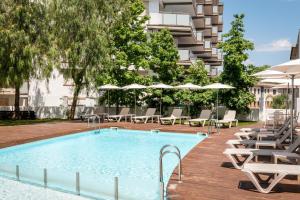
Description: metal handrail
xmin=159 ymin=145 xmax=182 ymax=200
xmin=87 ymin=114 xmax=101 ymax=132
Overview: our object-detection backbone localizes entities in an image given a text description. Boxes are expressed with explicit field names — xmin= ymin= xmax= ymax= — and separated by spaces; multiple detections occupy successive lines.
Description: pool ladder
xmin=159 ymin=145 xmax=182 ymax=200
xmin=87 ymin=115 xmax=101 ymax=133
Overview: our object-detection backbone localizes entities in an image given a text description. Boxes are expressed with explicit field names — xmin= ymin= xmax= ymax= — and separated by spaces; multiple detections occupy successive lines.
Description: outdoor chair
xmin=188 ymin=110 xmax=212 ymax=127
xmin=160 ymin=108 xmax=186 ymax=125
xmin=215 ymin=110 xmax=238 ymax=128
xmin=107 ymin=108 xmax=131 ymax=122
xmin=223 ymin=136 xmax=300 ymax=169
xmin=132 ymin=108 xmax=157 ymax=124
xmin=242 ymin=163 xmax=300 ymax=193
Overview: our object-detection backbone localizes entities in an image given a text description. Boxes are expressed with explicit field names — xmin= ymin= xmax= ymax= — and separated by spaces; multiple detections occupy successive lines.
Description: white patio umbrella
xmin=99 ymin=84 xmax=120 ymax=114
xmin=252 ymin=70 xmax=287 ymax=79
xmin=202 ymin=83 xmax=235 ymax=133
xmin=148 ymin=83 xmax=173 ymax=115
xmin=272 ymin=79 xmax=300 ymax=89
xmin=271 ymin=59 xmax=300 ymax=142
xmin=122 ymin=84 xmax=147 ymax=114
xmin=175 ymin=83 xmax=202 ymax=116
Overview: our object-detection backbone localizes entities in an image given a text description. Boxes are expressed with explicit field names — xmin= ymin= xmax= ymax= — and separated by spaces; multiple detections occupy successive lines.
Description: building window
xmin=273 ymin=90 xmax=277 ymax=95
xmin=254 ymin=88 xmax=256 ymax=94
xmin=258 ymin=89 xmax=260 ymax=94
xmin=267 ymin=89 xmax=270 ymax=93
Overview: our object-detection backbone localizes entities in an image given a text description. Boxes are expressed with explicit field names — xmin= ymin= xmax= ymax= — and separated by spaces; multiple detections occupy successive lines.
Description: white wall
xmin=28 ymin=69 xmax=98 ymax=118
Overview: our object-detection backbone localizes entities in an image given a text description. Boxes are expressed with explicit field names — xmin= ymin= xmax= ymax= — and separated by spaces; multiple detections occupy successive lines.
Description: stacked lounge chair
xmin=223 ymin=117 xmax=300 ymax=194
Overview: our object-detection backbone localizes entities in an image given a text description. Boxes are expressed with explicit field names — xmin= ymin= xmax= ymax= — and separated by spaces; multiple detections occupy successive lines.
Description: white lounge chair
xmin=215 ymin=110 xmax=238 ymax=128
xmin=160 ymin=109 xmax=187 ymax=125
xmin=132 ymin=108 xmax=156 ymax=124
xmin=189 ymin=110 xmax=212 ymax=127
xmin=227 ymin=125 xmax=293 ymax=149
xmin=107 ymin=108 xmax=131 ymax=122
xmin=223 ymin=136 xmax=300 ymax=169
xmin=242 ymin=163 xmax=300 ymax=193
xmin=236 ymin=117 xmax=292 ymax=140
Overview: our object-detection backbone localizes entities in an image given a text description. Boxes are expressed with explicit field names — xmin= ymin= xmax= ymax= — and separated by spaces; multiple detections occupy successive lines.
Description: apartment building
xmin=290 ymin=29 xmax=300 ymax=60
xmin=144 ymin=0 xmax=224 ymax=76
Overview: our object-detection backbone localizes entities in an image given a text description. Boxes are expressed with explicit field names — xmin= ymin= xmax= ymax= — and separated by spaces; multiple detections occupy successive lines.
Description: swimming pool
xmin=0 ymin=128 xmax=205 ymax=200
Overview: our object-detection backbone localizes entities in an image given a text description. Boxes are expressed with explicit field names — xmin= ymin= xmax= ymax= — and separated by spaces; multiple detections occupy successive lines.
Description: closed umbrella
xmin=202 ymin=83 xmax=235 ymax=134
xmin=123 ymin=84 xmax=147 ymax=114
xmin=271 ymin=59 xmax=300 ymax=142
xmin=175 ymin=83 xmax=202 ymax=116
xmin=99 ymin=84 xmax=120 ymax=114
xmin=148 ymin=83 xmax=173 ymax=116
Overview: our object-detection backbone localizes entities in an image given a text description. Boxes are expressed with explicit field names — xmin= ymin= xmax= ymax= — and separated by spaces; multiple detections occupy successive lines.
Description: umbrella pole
xmin=216 ymin=90 xmax=219 ymax=134
xmin=135 ymin=89 xmax=137 ymax=115
xmin=285 ymin=83 xmax=290 ymax=119
xmin=291 ymin=75 xmax=295 ymax=142
xmin=108 ymin=90 xmax=110 ymax=114
xmin=160 ymin=89 xmax=162 ymax=116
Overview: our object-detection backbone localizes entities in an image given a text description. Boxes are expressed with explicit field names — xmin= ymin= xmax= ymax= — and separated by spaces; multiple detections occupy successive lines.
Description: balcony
xmin=178 ymin=49 xmax=197 ymax=65
xmin=204 ymin=40 xmax=211 ymax=49
xmin=196 ymin=4 xmax=204 ymax=15
xmin=148 ymin=12 xmax=197 ymax=40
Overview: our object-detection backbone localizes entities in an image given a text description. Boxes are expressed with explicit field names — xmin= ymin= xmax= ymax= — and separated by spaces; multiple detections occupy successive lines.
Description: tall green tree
xmin=98 ymin=0 xmax=152 ymax=111
xmin=147 ymin=29 xmax=184 ymax=108
xmin=218 ymin=14 xmax=255 ymax=113
xmin=0 ymin=0 xmax=52 ymax=119
xmin=174 ymin=60 xmax=213 ymax=115
xmin=50 ymin=0 xmax=128 ymax=119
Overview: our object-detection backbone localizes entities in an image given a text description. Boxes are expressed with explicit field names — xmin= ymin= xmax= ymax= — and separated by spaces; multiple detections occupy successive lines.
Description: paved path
xmin=0 ymin=121 xmax=299 ymax=200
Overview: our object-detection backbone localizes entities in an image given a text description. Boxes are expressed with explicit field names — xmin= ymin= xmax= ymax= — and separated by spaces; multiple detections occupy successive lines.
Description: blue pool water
xmin=0 ymin=128 xmax=205 ymax=200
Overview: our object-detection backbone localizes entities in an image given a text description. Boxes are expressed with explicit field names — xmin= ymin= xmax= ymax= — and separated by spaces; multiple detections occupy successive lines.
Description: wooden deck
xmin=0 ymin=121 xmax=299 ymax=200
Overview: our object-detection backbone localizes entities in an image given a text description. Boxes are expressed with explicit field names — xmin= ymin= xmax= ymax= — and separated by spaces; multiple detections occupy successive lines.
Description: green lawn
xmin=238 ymin=121 xmax=259 ymax=127
xmin=0 ymin=119 xmax=68 ymax=126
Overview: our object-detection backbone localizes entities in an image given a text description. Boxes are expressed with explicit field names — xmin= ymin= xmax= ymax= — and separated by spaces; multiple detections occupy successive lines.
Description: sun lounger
xmin=242 ymin=163 xmax=300 ymax=193
xmin=132 ymin=108 xmax=157 ymax=123
xmin=228 ymin=126 xmax=293 ymax=149
xmin=189 ymin=110 xmax=212 ymax=127
xmin=215 ymin=110 xmax=238 ymax=128
xmin=107 ymin=108 xmax=131 ymax=122
xmin=223 ymin=136 xmax=300 ymax=169
xmin=236 ymin=118 xmax=292 ymax=140
xmin=160 ymin=109 xmax=187 ymax=125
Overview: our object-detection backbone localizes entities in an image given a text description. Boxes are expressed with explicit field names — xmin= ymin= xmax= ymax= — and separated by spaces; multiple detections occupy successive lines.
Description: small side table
xmin=273 ymin=152 xmax=300 ymax=184
xmin=151 ymin=115 xmax=161 ymax=123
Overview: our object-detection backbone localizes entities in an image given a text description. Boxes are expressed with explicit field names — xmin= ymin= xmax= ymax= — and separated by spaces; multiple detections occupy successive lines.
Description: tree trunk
xmin=13 ymin=85 xmax=21 ymax=119
xmin=69 ymin=84 xmax=81 ymax=120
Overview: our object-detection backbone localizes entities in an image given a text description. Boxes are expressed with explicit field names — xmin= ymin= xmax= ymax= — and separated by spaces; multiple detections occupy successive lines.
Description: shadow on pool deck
xmin=0 ymin=121 xmax=299 ymax=200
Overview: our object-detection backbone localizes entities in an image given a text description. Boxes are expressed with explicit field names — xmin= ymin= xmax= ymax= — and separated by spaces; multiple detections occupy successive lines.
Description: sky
xmin=223 ymin=0 xmax=300 ymax=66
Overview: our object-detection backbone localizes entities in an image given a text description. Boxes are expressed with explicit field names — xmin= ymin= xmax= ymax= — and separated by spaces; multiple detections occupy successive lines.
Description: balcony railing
xmin=197 ymin=4 xmax=203 ymax=15
xmin=196 ymin=31 xmax=203 ymax=42
xmin=212 ymin=26 xmax=218 ymax=35
xmin=213 ymin=6 xmax=218 ymax=14
xmin=218 ymin=15 xmax=223 ymax=23
xmin=204 ymin=41 xmax=211 ymax=49
xmin=178 ymin=50 xmax=197 ymax=62
xmin=149 ymin=13 xmax=197 ymax=39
